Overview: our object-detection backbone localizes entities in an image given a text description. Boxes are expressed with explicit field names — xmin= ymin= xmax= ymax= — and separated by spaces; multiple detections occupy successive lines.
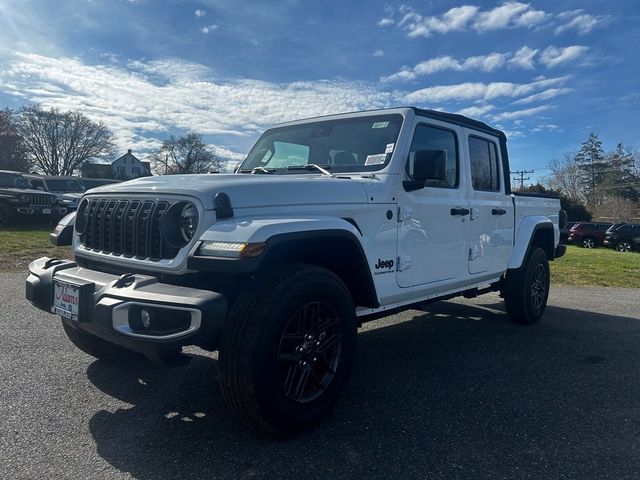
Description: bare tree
xmin=597 ymin=196 xmax=640 ymax=223
xmin=0 ymin=108 xmax=30 ymax=172
xmin=150 ymin=133 xmax=223 ymax=175
xmin=547 ymin=152 xmax=584 ymax=202
xmin=17 ymin=105 xmax=115 ymax=176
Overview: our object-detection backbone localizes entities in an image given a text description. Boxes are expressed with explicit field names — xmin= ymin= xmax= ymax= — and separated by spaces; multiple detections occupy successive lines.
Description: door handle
xmin=492 ymin=208 xmax=507 ymax=215
xmin=450 ymin=207 xmax=470 ymax=216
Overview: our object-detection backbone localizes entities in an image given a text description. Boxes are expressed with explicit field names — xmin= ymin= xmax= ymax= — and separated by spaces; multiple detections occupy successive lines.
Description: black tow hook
xmin=113 ymin=273 xmax=136 ymax=288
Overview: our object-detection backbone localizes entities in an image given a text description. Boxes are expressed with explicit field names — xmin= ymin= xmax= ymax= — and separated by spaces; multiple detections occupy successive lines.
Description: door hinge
xmin=397 ymin=255 xmax=412 ymax=271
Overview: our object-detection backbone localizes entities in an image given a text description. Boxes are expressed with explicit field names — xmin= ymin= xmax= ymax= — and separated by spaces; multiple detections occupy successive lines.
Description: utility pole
xmin=511 ymin=169 xmax=533 ymax=191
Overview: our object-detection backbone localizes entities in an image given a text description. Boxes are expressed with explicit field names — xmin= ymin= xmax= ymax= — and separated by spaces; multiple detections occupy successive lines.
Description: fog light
xmin=141 ymin=309 xmax=151 ymax=329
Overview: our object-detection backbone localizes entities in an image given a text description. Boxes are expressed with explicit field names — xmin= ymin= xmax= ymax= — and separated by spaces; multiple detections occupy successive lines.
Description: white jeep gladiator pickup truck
xmin=26 ymin=107 xmax=566 ymax=434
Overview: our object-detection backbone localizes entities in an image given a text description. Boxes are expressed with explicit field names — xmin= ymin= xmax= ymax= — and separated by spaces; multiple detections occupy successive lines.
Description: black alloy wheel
xmin=277 ymin=301 xmax=342 ymax=404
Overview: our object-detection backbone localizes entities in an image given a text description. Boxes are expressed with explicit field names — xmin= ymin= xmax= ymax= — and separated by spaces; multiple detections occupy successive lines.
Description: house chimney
xmin=127 ymin=149 xmax=132 ymax=154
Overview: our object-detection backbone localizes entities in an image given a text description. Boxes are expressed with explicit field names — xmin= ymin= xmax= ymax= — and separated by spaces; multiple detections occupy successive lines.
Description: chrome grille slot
xmin=79 ymin=198 xmax=180 ymax=260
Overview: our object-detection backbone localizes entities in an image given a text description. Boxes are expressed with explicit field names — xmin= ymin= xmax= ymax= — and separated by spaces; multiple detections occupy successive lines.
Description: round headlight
xmin=179 ymin=203 xmax=198 ymax=242
xmin=19 ymin=193 xmax=30 ymax=203
xmin=162 ymin=201 xmax=199 ymax=248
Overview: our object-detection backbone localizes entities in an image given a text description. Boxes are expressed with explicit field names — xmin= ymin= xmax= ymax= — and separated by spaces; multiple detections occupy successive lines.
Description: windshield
xmin=45 ymin=179 xmax=85 ymax=192
xmin=239 ymin=114 xmax=403 ymax=174
xmin=0 ymin=173 xmax=30 ymax=189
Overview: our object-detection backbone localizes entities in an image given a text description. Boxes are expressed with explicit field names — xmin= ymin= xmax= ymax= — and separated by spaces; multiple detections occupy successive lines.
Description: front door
xmin=396 ymin=120 xmax=470 ymax=288
xmin=464 ymin=130 xmax=513 ymax=275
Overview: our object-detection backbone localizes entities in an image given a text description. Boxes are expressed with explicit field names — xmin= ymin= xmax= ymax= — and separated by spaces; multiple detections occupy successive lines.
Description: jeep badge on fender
xmin=375 ymin=258 xmax=394 ymax=270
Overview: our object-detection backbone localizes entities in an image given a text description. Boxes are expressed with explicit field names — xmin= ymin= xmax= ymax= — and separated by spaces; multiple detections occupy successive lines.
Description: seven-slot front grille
xmin=80 ymin=198 xmax=178 ymax=260
xmin=29 ymin=193 xmax=54 ymax=207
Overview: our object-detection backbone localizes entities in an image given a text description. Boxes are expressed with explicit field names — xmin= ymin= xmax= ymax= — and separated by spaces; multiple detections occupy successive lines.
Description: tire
xmin=616 ymin=240 xmax=632 ymax=253
xmin=61 ymin=319 xmax=136 ymax=361
xmin=219 ymin=264 xmax=357 ymax=435
xmin=582 ymin=237 xmax=596 ymax=248
xmin=0 ymin=204 xmax=14 ymax=227
xmin=502 ymin=247 xmax=550 ymax=325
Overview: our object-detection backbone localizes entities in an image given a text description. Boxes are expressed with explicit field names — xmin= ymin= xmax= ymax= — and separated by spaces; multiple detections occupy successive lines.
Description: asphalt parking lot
xmin=2 ymin=271 xmax=640 ymax=480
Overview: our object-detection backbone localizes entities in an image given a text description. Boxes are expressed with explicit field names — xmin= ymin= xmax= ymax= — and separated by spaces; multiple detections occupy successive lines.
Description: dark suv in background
xmin=0 ymin=170 xmax=64 ymax=226
xmin=567 ymin=222 xmax=613 ymax=248
xmin=604 ymin=224 xmax=640 ymax=252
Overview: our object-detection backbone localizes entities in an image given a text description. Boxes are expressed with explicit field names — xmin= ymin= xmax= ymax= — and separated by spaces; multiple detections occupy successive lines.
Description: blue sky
xmin=0 ymin=0 xmax=639 ymax=180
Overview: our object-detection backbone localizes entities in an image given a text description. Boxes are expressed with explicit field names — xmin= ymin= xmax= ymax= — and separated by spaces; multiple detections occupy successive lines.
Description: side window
xmin=469 ymin=136 xmax=500 ymax=192
xmin=406 ymin=124 xmax=458 ymax=188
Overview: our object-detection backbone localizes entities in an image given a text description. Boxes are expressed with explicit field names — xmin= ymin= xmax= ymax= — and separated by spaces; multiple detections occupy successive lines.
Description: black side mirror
xmin=404 ymin=150 xmax=447 ymax=191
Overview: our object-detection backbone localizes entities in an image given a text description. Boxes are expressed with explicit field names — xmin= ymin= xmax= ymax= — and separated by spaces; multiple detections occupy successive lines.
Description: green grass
xmin=0 ymin=225 xmax=71 ymax=271
xmin=1 ymin=226 xmax=639 ymax=287
xmin=551 ymin=245 xmax=640 ymax=288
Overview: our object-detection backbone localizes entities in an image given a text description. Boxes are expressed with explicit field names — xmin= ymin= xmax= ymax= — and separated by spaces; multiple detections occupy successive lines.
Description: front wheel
xmin=616 ymin=241 xmax=632 ymax=252
xmin=219 ymin=265 xmax=357 ymax=435
xmin=502 ymin=247 xmax=550 ymax=325
xmin=0 ymin=205 xmax=14 ymax=228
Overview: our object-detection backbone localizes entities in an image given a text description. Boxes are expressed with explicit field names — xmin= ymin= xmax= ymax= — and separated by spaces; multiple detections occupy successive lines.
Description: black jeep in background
xmin=0 ymin=170 xmax=64 ymax=227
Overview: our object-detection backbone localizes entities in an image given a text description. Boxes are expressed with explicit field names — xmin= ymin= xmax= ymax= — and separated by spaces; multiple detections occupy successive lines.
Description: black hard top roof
xmin=410 ymin=107 xmax=506 ymax=141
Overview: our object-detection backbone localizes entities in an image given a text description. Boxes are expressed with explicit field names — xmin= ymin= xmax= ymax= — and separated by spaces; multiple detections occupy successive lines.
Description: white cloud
xmin=1 ymin=53 xmax=395 ymax=156
xmin=195 ymin=9 xmax=206 ymax=18
xmin=456 ymin=104 xmax=495 ymax=117
xmin=372 ymin=49 xmax=384 ymax=57
xmin=491 ymin=105 xmax=553 ymax=121
xmin=512 ymin=87 xmax=571 ymax=105
xmin=474 ymin=2 xmax=548 ymax=31
xmin=539 ymin=45 xmax=589 ymax=67
xmin=554 ymin=13 xmax=609 ymax=35
xmin=200 ymin=24 xmax=219 ymax=34
xmin=508 ymin=46 xmax=538 ymax=70
xmin=377 ymin=18 xmax=395 ymax=27
xmin=393 ymin=2 xmax=548 ymax=37
xmin=404 ymin=76 xmax=569 ymax=103
xmin=382 ymin=49 xmax=529 ymax=82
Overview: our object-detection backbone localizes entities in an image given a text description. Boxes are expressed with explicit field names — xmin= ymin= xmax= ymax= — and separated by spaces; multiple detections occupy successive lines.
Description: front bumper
xmin=25 ymin=257 xmax=227 ymax=361
xmin=16 ymin=206 xmax=67 ymax=216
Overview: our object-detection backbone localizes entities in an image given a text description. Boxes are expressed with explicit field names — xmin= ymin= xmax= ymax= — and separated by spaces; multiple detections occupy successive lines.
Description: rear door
xmin=464 ymin=130 xmax=513 ymax=275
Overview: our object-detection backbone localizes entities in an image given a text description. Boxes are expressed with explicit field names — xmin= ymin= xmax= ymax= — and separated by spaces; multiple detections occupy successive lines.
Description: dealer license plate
xmin=52 ymin=281 xmax=80 ymax=320
xmin=42 ymin=208 xmax=51 ymax=214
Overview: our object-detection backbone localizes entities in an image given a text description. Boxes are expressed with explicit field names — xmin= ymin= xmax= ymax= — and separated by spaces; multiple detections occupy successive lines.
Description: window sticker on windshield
xmin=365 ymin=154 xmax=387 ymax=165
xmin=385 ymin=143 xmax=395 ymax=154
xmin=372 ymin=121 xmax=389 ymax=129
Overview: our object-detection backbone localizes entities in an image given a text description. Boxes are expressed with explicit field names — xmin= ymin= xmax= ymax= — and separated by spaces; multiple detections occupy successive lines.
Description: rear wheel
xmin=61 ymin=320 xmax=136 ymax=361
xmin=616 ymin=240 xmax=632 ymax=252
xmin=219 ymin=264 xmax=357 ymax=435
xmin=502 ymin=247 xmax=550 ymax=325
xmin=582 ymin=237 xmax=596 ymax=248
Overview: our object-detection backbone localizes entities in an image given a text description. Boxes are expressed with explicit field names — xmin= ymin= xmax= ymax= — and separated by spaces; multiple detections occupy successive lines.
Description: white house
xmin=111 ymin=150 xmax=151 ymax=180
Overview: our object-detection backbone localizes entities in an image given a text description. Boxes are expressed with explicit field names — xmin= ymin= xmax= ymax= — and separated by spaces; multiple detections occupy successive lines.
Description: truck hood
xmin=85 ymin=174 xmax=369 ymax=209
xmin=0 ymin=187 xmax=56 ymax=196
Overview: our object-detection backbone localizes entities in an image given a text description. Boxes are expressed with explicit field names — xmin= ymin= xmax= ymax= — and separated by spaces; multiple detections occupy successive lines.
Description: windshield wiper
xmin=286 ymin=164 xmax=333 ymax=177
xmin=238 ymin=167 xmax=275 ymax=174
